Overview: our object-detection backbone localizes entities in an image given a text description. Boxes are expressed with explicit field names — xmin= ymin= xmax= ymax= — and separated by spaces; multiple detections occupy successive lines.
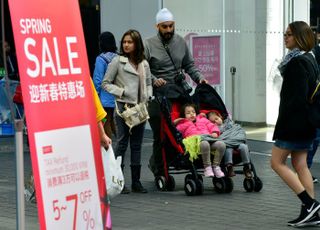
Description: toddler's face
xmin=209 ymin=114 xmax=223 ymax=125
xmin=184 ymin=106 xmax=196 ymax=122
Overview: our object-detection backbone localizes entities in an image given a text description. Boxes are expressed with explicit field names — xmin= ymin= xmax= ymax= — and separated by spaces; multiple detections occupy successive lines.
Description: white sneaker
xmin=212 ymin=166 xmax=225 ymax=178
xmin=204 ymin=166 xmax=214 ymax=177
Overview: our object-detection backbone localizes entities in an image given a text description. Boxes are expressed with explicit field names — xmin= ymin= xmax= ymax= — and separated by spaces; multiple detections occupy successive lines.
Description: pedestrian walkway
xmin=0 ymin=130 xmax=320 ymax=229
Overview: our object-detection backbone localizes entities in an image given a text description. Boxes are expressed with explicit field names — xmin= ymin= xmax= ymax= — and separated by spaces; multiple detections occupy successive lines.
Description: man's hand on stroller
xmin=199 ymin=79 xmax=208 ymax=84
xmin=153 ymin=78 xmax=167 ymax=87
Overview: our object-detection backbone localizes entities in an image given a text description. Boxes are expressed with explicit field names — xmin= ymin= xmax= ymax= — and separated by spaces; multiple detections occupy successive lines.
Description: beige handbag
xmin=116 ymin=102 xmax=149 ymax=132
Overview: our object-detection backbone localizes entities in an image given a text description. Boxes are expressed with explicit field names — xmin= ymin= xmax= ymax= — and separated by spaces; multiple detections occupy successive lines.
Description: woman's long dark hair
xmin=120 ymin=29 xmax=145 ymax=64
xmin=289 ymin=21 xmax=315 ymax=52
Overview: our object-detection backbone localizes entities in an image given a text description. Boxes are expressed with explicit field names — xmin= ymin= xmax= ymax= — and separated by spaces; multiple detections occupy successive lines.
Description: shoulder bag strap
xmin=310 ymin=80 xmax=320 ymax=102
xmin=162 ymin=42 xmax=180 ymax=74
xmin=302 ymin=53 xmax=320 ymax=102
xmin=115 ymin=102 xmax=124 ymax=118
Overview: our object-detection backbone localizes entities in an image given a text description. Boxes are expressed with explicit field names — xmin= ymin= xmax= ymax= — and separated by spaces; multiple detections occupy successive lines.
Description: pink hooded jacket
xmin=176 ymin=115 xmax=220 ymax=138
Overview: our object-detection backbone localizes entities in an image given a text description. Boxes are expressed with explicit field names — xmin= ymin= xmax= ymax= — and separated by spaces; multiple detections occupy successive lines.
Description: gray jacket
xmin=144 ymin=33 xmax=204 ymax=85
xmin=101 ymin=56 xmax=153 ymax=104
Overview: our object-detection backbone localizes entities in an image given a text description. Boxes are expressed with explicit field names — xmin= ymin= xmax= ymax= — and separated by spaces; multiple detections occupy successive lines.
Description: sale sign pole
xmin=1 ymin=1 xmax=26 ymax=229
xmin=8 ymin=0 xmax=108 ymax=229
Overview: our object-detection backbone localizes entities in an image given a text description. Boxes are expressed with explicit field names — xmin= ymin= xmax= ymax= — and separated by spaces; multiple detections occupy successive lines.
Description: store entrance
xmin=1 ymin=0 xmax=101 ymax=76
xmin=80 ymin=0 xmax=101 ymax=75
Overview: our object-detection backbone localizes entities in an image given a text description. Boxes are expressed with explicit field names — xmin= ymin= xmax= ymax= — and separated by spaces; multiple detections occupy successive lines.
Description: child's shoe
xmin=243 ymin=163 xmax=253 ymax=178
xmin=204 ymin=166 xmax=214 ymax=177
xmin=212 ymin=166 xmax=225 ymax=178
xmin=226 ymin=164 xmax=236 ymax=177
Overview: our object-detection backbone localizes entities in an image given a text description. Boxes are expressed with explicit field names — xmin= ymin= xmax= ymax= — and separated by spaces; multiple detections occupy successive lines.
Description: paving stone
xmin=0 ymin=133 xmax=319 ymax=229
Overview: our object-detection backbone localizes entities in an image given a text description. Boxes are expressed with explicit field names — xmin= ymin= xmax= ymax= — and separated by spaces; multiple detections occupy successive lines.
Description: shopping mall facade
xmin=3 ymin=0 xmax=320 ymax=126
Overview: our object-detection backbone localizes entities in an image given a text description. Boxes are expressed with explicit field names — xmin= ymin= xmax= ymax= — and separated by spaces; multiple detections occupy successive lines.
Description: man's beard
xmin=159 ymin=30 xmax=174 ymax=42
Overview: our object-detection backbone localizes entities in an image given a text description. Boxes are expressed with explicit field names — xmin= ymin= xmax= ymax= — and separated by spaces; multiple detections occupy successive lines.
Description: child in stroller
xmin=193 ymin=83 xmax=263 ymax=192
xmin=206 ymin=111 xmax=252 ymax=178
xmin=174 ymin=103 xmax=226 ymax=178
xmin=153 ymin=83 xmax=262 ymax=194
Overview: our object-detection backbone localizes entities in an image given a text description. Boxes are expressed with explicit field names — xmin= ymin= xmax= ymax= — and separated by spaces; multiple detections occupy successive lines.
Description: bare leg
xmin=291 ymin=151 xmax=314 ymax=198
xmin=270 ymin=145 xmax=305 ymax=195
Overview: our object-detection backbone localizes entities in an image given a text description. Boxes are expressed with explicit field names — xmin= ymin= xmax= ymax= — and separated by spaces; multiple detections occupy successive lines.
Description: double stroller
xmin=153 ymin=84 xmax=263 ymax=196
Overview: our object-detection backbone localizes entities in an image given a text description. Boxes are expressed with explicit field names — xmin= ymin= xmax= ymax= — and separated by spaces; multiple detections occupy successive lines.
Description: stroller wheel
xmin=243 ymin=178 xmax=255 ymax=192
xmin=224 ymin=177 xmax=234 ymax=193
xmin=212 ymin=177 xmax=226 ymax=193
xmin=184 ymin=174 xmax=193 ymax=184
xmin=166 ymin=175 xmax=176 ymax=191
xmin=195 ymin=179 xmax=204 ymax=195
xmin=155 ymin=176 xmax=167 ymax=191
xmin=253 ymin=177 xmax=263 ymax=192
xmin=184 ymin=179 xmax=197 ymax=196
xmin=184 ymin=173 xmax=203 ymax=183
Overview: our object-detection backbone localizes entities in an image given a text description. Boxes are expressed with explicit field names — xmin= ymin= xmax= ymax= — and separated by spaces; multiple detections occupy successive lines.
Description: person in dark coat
xmin=270 ymin=21 xmax=320 ymax=227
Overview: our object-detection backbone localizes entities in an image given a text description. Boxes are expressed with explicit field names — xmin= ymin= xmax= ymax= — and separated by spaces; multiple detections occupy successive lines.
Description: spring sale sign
xmin=8 ymin=0 xmax=109 ymax=229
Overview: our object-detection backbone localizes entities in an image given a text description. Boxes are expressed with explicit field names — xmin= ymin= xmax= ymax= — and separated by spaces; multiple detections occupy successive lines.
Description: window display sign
xmin=8 ymin=0 xmax=107 ymax=229
xmin=191 ymin=36 xmax=221 ymax=85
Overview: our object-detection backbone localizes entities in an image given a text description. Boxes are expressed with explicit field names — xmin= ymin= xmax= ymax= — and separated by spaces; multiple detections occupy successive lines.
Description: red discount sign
xmin=191 ymin=35 xmax=221 ymax=85
xmin=8 ymin=0 xmax=108 ymax=229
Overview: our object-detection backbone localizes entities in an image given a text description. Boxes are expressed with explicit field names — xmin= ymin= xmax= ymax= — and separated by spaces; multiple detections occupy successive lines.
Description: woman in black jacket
xmin=270 ymin=21 xmax=320 ymax=227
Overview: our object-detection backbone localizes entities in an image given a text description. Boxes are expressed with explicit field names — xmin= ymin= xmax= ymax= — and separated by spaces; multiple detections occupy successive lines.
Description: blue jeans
xmin=307 ymin=129 xmax=320 ymax=168
xmin=114 ymin=103 xmax=146 ymax=167
xmin=224 ymin=143 xmax=250 ymax=165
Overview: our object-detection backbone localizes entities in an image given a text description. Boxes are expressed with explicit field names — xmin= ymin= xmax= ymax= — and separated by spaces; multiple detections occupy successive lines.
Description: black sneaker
xmin=295 ymin=212 xmax=320 ymax=227
xmin=288 ymin=202 xmax=320 ymax=226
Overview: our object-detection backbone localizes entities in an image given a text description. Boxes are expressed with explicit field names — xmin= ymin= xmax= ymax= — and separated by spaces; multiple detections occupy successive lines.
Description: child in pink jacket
xmin=174 ymin=103 xmax=226 ymax=178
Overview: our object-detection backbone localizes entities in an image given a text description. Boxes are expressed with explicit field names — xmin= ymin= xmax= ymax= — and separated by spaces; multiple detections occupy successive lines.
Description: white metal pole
xmin=15 ymin=119 xmax=25 ymax=230
xmin=158 ymin=0 xmax=163 ymax=10
xmin=222 ymin=0 xmax=226 ymax=102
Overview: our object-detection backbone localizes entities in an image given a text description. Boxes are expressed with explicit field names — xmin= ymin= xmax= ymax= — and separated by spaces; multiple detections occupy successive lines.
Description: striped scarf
xmin=278 ymin=48 xmax=304 ymax=75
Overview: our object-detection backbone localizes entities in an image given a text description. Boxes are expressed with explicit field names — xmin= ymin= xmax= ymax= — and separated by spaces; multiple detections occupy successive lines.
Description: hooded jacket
xmin=93 ymin=52 xmax=117 ymax=108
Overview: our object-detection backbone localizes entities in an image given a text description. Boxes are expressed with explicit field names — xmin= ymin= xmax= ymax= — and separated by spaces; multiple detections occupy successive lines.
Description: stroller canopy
xmin=192 ymin=84 xmax=229 ymax=120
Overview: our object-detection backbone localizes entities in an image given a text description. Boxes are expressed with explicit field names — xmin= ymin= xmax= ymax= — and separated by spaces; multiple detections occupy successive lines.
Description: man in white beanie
xmin=144 ymin=8 xmax=207 ymax=178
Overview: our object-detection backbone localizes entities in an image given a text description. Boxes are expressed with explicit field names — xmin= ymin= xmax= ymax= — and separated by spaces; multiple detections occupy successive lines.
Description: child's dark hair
xmin=180 ymin=103 xmax=198 ymax=117
xmin=207 ymin=111 xmax=222 ymax=119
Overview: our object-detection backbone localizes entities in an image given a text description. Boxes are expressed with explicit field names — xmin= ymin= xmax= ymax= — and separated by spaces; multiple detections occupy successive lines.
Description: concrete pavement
xmin=1 ymin=132 xmax=320 ymax=230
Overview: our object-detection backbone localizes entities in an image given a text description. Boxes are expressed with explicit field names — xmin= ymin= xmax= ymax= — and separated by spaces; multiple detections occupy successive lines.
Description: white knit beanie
xmin=156 ymin=8 xmax=174 ymax=24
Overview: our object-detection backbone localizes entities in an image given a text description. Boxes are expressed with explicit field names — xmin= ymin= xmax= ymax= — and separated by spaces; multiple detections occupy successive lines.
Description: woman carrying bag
xmin=270 ymin=21 xmax=320 ymax=227
xmin=102 ymin=29 xmax=153 ymax=194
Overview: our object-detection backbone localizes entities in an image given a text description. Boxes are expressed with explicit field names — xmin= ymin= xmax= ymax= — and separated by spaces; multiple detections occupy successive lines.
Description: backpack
xmin=302 ymin=52 xmax=320 ymax=128
xmin=308 ymin=79 xmax=320 ymax=128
